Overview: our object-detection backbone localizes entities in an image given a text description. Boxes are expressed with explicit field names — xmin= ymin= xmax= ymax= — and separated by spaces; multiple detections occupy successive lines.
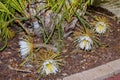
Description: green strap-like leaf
xmin=0 ymin=2 xmax=12 ymax=14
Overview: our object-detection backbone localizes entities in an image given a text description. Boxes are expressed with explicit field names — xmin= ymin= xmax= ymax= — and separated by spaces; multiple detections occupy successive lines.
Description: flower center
xmin=83 ymin=39 xmax=88 ymax=47
xmin=98 ymin=24 xmax=104 ymax=31
xmin=28 ymin=43 xmax=33 ymax=52
xmin=46 ymin=63 xmax=53 ymax=72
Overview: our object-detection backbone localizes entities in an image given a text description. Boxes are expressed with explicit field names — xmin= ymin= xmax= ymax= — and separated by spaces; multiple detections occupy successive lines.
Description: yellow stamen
xmin=98 ymin=24 xmax=104 ymax=31
xmin=46 ymin=63 xmax=53 ymax=72
xmin=83 ymin=40 xmax=87 ymax=46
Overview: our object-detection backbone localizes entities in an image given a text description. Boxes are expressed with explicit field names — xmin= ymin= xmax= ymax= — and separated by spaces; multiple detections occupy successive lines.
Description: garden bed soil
xmin=0 ymin=8 xmax=120 ymax=80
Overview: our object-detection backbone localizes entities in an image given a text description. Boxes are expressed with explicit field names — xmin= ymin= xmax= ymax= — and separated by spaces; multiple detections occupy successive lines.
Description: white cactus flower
xmin=41 ymin=60 xmax=59 ymax=75
xmin=77 ymin=36 xmax=93 ymax=50
xmin=95 ymin=21 xmax=107 ymax=34
xmin=19 ymin=40 xmax=33 ymax=58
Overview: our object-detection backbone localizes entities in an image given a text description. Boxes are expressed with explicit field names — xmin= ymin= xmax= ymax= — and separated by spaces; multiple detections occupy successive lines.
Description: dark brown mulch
xmin=0 ymin=9 xmax=120 ymax=80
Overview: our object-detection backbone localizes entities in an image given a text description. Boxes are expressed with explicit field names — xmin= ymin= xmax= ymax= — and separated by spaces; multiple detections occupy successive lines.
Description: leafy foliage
xmin=0 ymin=0 xmax=29 ymax=51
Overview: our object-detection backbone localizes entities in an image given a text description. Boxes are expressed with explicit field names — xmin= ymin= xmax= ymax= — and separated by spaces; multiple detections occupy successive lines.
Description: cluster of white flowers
xmin=19 ymin=40 xmax=33 ymax=58
xmin=19 ymin=39 xmax=60 ymax=75
xmin=41 ymin=60 xmax=59 ymax=75
xmin=77 ymin=36 xmax=93 ymax=50
xmin=95 ymin=21 xmax=107 ymax=34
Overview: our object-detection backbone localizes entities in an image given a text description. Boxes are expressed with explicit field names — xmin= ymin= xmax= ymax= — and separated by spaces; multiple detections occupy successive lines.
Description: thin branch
xmin=34 ymin=43 xmax=57 ymax=52
xmin=8 ymin=65 xmax=32 ymax=73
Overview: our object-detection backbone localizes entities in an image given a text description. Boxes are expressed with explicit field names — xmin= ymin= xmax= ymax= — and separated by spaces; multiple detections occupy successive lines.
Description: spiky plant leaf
xmin=0 ymin=21 xmax=15 ymax=39
xmin=9 ymin=0 xmax=28 ymax=17
xmin=0 ymin=2 xmax=12 ymax=15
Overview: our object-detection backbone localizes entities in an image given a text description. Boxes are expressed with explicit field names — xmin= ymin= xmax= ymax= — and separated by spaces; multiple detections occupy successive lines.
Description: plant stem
xmin=44 ymin=21 xmax=56 ymax=44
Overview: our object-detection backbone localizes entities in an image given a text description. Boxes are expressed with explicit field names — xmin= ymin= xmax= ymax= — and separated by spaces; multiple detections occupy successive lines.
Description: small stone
xmin=56 ymin=78 xmax=62 ymax=80
xmin=82 ymin=66 xmax=85 ymax=69
xmin=117 ymin=29 xmax=120 ymax=31
xmin=0 ymin=60 xmax=2 ymax=64
xmin=67 ymin=37 xmax=73 ymax=41
xmin=62 ymin=73 xmax=68 ymax=76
